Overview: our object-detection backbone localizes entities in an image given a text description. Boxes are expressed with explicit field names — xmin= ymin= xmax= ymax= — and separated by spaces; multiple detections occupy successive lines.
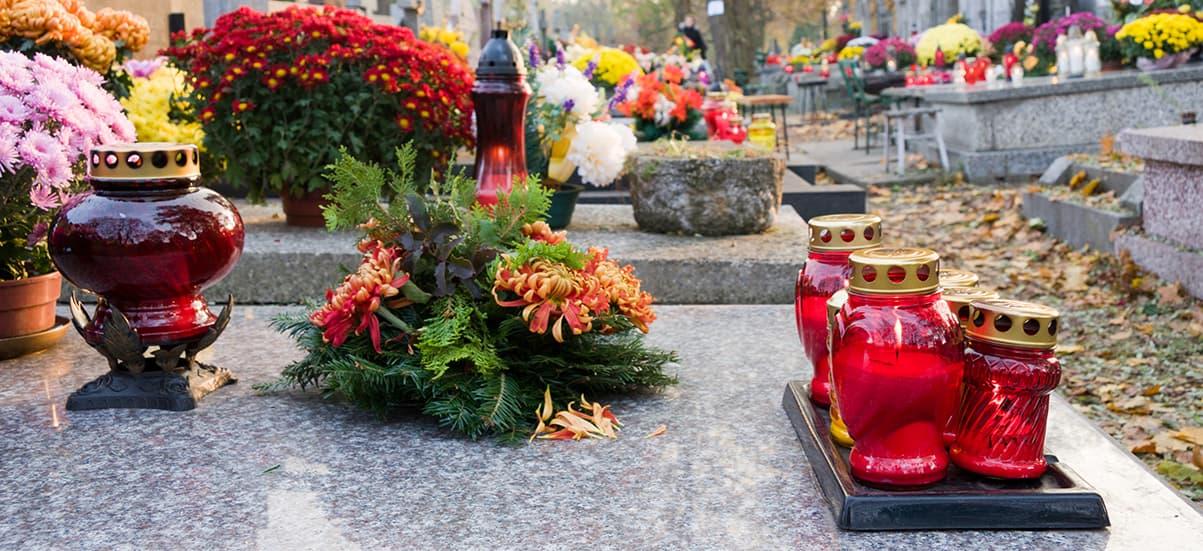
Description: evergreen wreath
xmin=257 ymin=145 xmax=678 ymax=439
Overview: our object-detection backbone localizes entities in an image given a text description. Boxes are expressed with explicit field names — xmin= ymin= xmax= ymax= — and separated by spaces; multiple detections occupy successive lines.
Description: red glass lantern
xmin=473 ymin=29 xmax=531 ymax=207
xmin=831 ymin=248 xmax=964 ymax=487
xmin=952 ymin=299 xmax=1061 ymax=479
xmin=50 ymin=143 xmax=244 ymax=345
xmin=701 ymin=91 xmax=728 ymax=137
xmin=826 ymin=289 xmax=855 ymax=447
xmin=795 ymin=214 xmax=882 ymax=407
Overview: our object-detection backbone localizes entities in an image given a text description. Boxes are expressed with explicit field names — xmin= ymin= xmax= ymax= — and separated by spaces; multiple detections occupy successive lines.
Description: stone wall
xmin=1114 ymin=125 xmax=1203 ymax=299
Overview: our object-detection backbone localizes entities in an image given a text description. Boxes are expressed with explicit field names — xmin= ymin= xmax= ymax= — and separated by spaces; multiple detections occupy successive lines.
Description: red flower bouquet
xmin=614 ymin=69 xmax=705 ymax=141
xmin=163 ymin=6 xmax=474 ymax=200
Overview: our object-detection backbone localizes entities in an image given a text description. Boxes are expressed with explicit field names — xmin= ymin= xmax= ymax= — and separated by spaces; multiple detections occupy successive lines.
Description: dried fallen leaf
xmin=1058 ymin=344 xmax=1085 ymax=354
xmin=645 ymin=424 xmax=668 ymax=438
xmin=1174 ymin=427 xmax=1203 ymax=446
xmin=1110 ymin=330 xmax=1133 ymax=341
xmin=1141 ymin=384 xmax=1161 ymax=396
xmin=1108 ymin=396 xmax=1152 ymax=415
xmin=1158 ymin=282 xmax=1186 ymax=306
xmin=1132 ymin=440 xmax=1158 ymax=454
xmin=1062 ymin=264 xmax=1090 ymax=292
xmin=1155 ymin=431 xmax=1193 ymax=453
xmin=1194 ymin=447 xmax=1203 ymax=470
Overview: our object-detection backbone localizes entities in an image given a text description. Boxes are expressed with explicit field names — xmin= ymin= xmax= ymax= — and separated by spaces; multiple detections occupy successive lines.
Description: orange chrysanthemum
xmin=310 ymin=241 xmax=411 ymax=352
xmin=492 ymin=258 xmax=607 ymax=343
xmin=522 ymin=221 xmax=566 ymax=245
xmin=586 ymin=247 xmax=656 ymax=333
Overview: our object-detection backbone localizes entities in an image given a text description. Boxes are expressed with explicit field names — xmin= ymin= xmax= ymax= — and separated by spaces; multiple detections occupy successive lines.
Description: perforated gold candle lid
xmin=848 ymin=247 xmax=940 ymax=295
xmin=967 ymin=298 xmax=1060 ymax=349
xmin=943 ymin=286 xmax=1000 ymax=323
xmin=938 ymin=268 xmax=980 ymax=288
xmin=88 ymin=143 xmax=200 ymax=182
xmin=808 ymin=214 xmax=883 ymax=251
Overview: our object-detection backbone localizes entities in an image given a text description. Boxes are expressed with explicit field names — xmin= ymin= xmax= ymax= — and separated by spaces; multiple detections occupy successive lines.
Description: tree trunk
xmin=673 ymin=0 xmax=693 ymax=25
xmin=721 ymin=0 xmax=765 ymax=85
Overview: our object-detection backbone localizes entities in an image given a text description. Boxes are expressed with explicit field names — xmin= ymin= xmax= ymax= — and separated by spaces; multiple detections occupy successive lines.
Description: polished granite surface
xmin=2 ymin=306 xmax=1201 ymax=550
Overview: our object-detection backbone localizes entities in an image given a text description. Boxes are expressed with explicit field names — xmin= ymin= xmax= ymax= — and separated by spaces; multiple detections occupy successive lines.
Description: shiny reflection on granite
xmin=0 ymin=307 xmax=1190 ymax=549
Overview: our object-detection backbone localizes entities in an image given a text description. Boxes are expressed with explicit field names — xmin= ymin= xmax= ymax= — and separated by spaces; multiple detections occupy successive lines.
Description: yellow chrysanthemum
xmin=572 ymin=47 xmax=642 ymax=86
xmin=121 ymin=65 xmax=205 ymax=147
xmin=915 ymin=22 xmax=982 ymax=65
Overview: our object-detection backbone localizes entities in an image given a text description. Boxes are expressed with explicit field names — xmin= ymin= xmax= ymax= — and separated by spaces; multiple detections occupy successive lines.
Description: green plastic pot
xmin=544 ymin=182 xmax=585 ymax=230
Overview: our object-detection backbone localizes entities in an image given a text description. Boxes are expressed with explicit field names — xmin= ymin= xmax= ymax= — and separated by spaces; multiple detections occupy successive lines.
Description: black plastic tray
xmin=782 ymin=381 xmax=1110 ymax=531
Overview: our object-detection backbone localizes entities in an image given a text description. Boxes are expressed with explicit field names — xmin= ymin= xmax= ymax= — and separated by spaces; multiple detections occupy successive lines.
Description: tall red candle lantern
xmin=831 ymin=248 xmax=964 ymax=487
xmin=701 ymin=91 xmax=728 ymax=137
xmin=472 ymin=29 xmax=531 ymax=207
xmin=795 ymin=214 xmax=882 ymax=407
xmin=49 ymin=143 xmax=243 ymax=411
xmin=952 ymin=299 xmax=1062 ymax=479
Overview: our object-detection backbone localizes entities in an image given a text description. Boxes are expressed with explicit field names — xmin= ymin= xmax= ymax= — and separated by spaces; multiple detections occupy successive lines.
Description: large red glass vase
xmin=473 ymin=29 xmax=530 ymax=207
xmin=952 ymin=299 xmax=1062 ymax=479
xmin=831 ymin=248 xmax=963 ymax=488
xmin=796 ymin=214 xmax=881 ymax=406
xmin=49 ymin=144 xmax=244 ymax=346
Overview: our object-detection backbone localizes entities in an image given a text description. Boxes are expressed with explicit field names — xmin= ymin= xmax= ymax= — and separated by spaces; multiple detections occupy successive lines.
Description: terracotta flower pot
xmin=281 ymin=186 xmax=330 ymax=227
xmin=0 ymin=272 xmax=62 ymax=339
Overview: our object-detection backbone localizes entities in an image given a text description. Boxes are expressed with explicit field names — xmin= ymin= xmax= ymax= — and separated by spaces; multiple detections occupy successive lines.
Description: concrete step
xmin=202 ymin=201 xmax=810 ymax=305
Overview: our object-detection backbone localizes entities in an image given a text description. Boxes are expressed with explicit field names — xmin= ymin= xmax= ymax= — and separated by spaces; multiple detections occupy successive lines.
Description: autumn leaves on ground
xmin=867 ymin=180 xmax=1203 ymax=501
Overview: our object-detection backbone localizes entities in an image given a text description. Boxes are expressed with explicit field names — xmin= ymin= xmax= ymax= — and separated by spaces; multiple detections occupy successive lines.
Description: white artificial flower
xmin=534 ymin=65 xmax=600 ymax=121
xmin=567 ymin=120 xmax=637 ymax=187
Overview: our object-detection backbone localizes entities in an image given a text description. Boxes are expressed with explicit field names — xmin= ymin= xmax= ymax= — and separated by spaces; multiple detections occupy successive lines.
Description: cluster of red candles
xmin=795 ymin=214 xmax=1063 ymax=488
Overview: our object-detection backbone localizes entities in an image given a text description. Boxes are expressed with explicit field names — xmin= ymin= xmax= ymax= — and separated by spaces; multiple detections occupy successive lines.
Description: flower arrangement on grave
xmin=0 ymin=0 xmax=149 ymax=98
xmin=162 ymin=6 xmax=473 ymax=202
xmin=863 ymin=38 xmax=916 ymax=70
xmin=1114 ymin=12 xmax=1203 ymax=65
xmin=1112 ymin=0 xmax=1203 ymax=23
xmin=419 ymin=25 xmax=470 ymax=61
xmin=120 ymin=59 xmax=204 ymax=149
xmin=260 ymin=145 xmax=677 ymax=439
xmin=987 ymin=22 xmax=1034 ymax=61
xmin=0 ymin=51 xmax=135 ymax=281
xmin=916 ymin=20 xmax=983 ymax=66
xmin=1026 ymin=11 xmax=1121 ymax=74
xmin=613 ymin=66 xmax=705 ymax=142
xmin=572 ymin=46 xmax=641 ymax=90
xmin=523 ymin=45 xmax=637 ymax=188
xmin=837 ymin=45 xmax=865 ymax=61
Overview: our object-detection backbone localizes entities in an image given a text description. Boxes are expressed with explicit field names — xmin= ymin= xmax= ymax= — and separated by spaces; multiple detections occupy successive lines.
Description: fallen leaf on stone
xmin=645 ymin=424 xmax=668 ymax=438
xmin=1175 ymin=427 xmax=1203 ymax=446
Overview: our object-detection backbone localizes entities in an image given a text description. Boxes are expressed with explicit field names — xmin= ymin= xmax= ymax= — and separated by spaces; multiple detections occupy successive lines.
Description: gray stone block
xmin=1116 ymin=232 xmax=1203 ymax=300
xmin=1118 ymin=125 xmax=1203 ymax=166
xmin=629 ymin=153 xmax=785 ymax=236
xmin=1039 ymin=156 xmax=1074 ymax=186
xmin=1120 ymin=177 xmax=1144 ymax=215
xmin=202 ymin=201 xmax=808 ymax=305
xmin=1022 ymin=191 xmax=1139 ymax=251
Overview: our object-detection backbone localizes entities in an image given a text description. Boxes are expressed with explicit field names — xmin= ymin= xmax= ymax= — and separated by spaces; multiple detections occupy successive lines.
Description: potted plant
xmin=986 ymin=22 xmax=1034 ymax=63
xmin=0 ymin=0 xmax=149 ymax=98
xmin=628 ymin=141 xmax=784 ymax=236
xmin=1115 ymin=12 xmax=1203 ymax=71
xmin=524 ymin=46 xmax=637 ymax=229
xmin=916 ymin=17 xmax=984 ymax=68
xmin=613 ymin=66 xmax=706 ymax=142
xmin=0 ymin=51 xmax=135 ymax=356
xmin=163 ymin=6 xmax=473 ymax=226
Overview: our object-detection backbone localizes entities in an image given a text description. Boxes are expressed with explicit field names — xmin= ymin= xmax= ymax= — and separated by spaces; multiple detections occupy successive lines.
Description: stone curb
xmin=1022 ymin=191 xmax=1138 ymax=252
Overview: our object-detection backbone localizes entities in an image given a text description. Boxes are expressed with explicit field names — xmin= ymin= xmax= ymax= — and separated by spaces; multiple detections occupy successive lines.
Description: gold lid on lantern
xmin=938 ymin=268 xmax=980 ymax=288
xmin=943 ymin=286 xmax=1000 ymax=324
xmin=967 ymin=298 xmax=1060 ymax=349
xmin=88 ymin=143 xmax=200 ymax=182
xmin=808 ymin=213 xmax=883 ymax=252
xmin=848 ymin=247 xmax=940 ymax=295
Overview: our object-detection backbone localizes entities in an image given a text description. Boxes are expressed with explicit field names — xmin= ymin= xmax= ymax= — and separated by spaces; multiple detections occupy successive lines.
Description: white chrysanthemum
xmin=535 ymin=65 xmax=600 ymax=121
xmin=567 ymin=121 xmax=637 ymax=187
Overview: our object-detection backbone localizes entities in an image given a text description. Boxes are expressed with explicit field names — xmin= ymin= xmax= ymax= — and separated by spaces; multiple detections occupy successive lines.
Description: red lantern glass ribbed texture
xmin=472 ymin=29 xmax=530 ymax=207
xmin=831 ymin=248 xmax=963 ymax=488
xmin=951 ymin=299 xmax=1062 ymax=479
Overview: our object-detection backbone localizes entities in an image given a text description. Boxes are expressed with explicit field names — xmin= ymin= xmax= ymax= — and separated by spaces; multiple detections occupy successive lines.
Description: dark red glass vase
xmin=49 ymin=144 xmax=244 ymax=346
xmin=951 ymin=299 xmax=1062 ymax=479
xmin=795 ymin=214 xmax=881 ymax=406
xmin=831 ymin=248 xmax=963 ymax=488
xmin=473 ymin=29 xmax=530 ymax=207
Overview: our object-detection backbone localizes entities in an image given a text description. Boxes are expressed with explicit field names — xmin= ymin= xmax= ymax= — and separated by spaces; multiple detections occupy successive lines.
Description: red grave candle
xmin=472 ymin=29 xmax=530 ymax=207
xmin=795 ymin=214 xmax=882 ymax=406
xmin=831 ymin=248 xmax=964 ymax=488
xmin=701 ymin=91 xmax=728 ymax=137
xmin=952 ymin=299 xmax=1062 ymax=479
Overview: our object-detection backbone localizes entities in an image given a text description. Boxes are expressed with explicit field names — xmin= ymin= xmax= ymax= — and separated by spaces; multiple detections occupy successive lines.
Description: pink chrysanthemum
xmin=28 ymin=183 xmax=60 ymax=210
xmin=0 ymin=127 xmax=19 ymax=175
xmin=0 ymin=96 xmax=29 ymax=123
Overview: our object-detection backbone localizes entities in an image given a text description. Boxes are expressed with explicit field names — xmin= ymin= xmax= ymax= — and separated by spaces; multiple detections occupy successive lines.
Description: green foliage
xmin=0 ymin=168 xmax=55 ymax=280
xmin=259 ymin=146 xmax=677 ymax=439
